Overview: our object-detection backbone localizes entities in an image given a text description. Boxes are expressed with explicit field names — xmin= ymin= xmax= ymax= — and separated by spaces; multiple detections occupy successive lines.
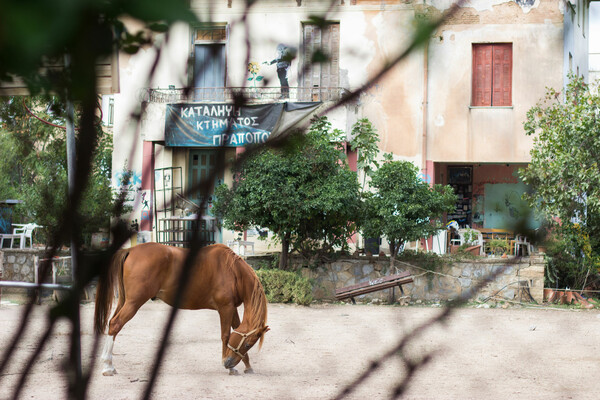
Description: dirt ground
xmin=1 ymin=296 xmax=600 ymax=400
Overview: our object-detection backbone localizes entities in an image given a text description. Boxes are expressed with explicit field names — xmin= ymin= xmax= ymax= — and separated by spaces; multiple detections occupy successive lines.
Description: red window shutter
xmin=472 ymin=44 xmax=492 ymax=106
xmin=492 ymin=43 xmax=512 ymax=106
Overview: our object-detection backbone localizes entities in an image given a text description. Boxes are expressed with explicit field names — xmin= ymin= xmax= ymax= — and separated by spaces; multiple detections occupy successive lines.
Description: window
xmin=471 ymin=43 xmax=512 ymax=107
xmin=101 ymin=95 xmax=114 ymax=127
xmin=107 ymin=97 xmax=114 ymax=127
xmin=301 ymin=22 xmax=340 ymax=101
xmin=192 ymin=26 xmax=227 ymax=100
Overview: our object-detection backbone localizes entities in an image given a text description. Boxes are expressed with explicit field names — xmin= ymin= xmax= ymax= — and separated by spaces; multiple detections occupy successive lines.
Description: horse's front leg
xmin=232 ymin=309 xmax=253 ymax=374
xmin=218 ymin=306 xmax=238 ymax=375
xmin=241 ymin=353 xmax=253 ymax=374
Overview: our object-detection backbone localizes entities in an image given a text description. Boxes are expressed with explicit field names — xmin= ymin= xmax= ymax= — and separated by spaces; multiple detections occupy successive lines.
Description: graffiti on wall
xmin=417 ymin=172 xmax=432 ymax=184
xmin=113 ymin=170 xmax=148 ymax=226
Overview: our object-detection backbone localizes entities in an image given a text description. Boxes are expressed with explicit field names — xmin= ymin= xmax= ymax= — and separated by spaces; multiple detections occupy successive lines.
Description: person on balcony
xmin=264 ymin=44 xmax=296 ymax=99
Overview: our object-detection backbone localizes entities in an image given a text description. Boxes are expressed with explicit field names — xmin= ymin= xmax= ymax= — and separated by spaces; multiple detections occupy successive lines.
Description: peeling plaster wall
xmin=427 ymin=0 xmax=564 ymax=163
xmin=111 ymin=1 xmax=427 ymax=236
xmin=358 ymin=8 xmax=423 ymax=157
xmin=429 ymin=0 xmax=541 ymax=13
xmin=112 ymin=0 xmax=572 ymax=177
xmin=110 ymin=0 xmax=579 ymax=246
xmin=563 ymin=0 xmax=590 ymax=86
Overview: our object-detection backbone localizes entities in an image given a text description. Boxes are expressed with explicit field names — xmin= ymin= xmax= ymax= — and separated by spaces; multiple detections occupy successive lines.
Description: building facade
xmin=109 ymin=0 xmax=591 ymax=252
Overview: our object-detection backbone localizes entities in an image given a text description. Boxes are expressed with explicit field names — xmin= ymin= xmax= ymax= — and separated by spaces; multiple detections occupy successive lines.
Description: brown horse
xmin=94 ymin=242 xmax=269 ymax=375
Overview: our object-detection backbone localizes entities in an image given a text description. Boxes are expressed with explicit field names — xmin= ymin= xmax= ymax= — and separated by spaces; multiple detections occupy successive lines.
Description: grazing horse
xmin=94 ymin=242 xmax=269 ymax=376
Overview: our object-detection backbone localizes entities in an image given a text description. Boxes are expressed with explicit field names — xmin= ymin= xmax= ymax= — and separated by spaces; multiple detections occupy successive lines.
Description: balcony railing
xmin=156 ymin=217 xmax=217 ymax=248
xmin=141 ymin=87 xmax=347 ymax=103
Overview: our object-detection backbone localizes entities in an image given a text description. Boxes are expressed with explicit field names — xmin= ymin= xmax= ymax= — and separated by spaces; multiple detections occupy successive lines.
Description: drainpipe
xmin=422 ymin=40 xmax=429 ymax=183
xmin=422 ymin=40 xmax=431 ymax=252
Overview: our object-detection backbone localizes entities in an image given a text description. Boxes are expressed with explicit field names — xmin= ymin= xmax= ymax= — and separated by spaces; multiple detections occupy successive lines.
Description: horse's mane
xmin=219 ymin=244 xmax=268 ymax=347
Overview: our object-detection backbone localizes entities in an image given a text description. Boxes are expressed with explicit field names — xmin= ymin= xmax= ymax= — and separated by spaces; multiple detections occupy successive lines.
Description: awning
xmin=164 ymin=102 xmax=321 ymax=147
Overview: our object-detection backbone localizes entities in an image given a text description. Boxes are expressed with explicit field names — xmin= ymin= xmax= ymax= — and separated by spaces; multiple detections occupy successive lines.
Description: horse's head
xmin=223 ymin=325 xmax=270 ymax=369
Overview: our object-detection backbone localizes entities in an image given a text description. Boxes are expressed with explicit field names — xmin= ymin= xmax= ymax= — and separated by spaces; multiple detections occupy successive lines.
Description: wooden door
xmin=188 ymin=150 xmax=223 ymax=217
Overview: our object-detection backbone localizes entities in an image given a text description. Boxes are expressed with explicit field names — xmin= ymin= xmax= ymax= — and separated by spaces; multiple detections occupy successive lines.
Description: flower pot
xmin=465 ymin=245 xmax=481 ymax=256
xmin=565 ymin=291 xmax=574 ymax=304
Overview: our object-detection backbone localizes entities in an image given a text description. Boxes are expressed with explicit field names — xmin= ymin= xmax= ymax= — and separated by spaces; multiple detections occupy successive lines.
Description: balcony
xmin=141 ymin=87 xmax=347 ymax=103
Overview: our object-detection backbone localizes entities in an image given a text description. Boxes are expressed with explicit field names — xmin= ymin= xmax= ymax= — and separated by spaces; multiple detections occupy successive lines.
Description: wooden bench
xmin=335 ymin=271 xmax=414 ymax=304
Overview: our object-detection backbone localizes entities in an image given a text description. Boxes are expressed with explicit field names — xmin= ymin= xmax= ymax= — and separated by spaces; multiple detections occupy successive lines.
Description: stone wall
xmin=0 ymin=249 xmax=72 ymax=294
xmin=249 ymin=254 xmax=545 ymax=304
xmin=2 ymin=249 xmax=544 ymax=305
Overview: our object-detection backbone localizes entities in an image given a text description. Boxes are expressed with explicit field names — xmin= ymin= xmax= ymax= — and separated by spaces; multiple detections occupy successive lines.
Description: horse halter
xmin=227 ymin=328 xmax=258 ymax=358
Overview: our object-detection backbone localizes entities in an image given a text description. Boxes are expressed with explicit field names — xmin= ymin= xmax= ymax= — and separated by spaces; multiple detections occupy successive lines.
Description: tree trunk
xmin=389 ymin=240 xmax=397 ymax=270
xmin=388 ymin=240 xmax=400 ymax=304
xmin=279 ymin=232 xmax=290 ymax=270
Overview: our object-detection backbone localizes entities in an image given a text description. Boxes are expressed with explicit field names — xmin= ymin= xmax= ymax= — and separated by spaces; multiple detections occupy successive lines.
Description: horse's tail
xmin=94 ymin=248 xmax=129 ymax=335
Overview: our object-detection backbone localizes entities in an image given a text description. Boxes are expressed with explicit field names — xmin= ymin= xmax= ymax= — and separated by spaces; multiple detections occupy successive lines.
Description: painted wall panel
xmin=483 ymin=182 xmax=540 ymax=229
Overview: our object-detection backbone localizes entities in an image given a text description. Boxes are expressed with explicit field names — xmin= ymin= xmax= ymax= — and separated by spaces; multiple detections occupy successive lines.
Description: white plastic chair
xmin=514 ymin=234 xmax=531 ymax=256
xmin=0 ymin=223 xmax=40 ymax=249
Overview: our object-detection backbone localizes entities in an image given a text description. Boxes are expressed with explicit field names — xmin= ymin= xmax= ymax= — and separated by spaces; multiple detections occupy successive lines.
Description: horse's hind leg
xmin=101 ymin=335 xmax=117 ymax=376
xmin=102 ymin=300 xmax=144 ymax=376
xmin=232 ymin=309 xmax=253 ymax=374
xmin=108 ymin=300 xmax=143 ymax=337
xmin=100 ymin=296 xmax=126 ymax=376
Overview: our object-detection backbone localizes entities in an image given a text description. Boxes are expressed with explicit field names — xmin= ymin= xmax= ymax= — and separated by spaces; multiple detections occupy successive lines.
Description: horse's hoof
xmin=244 ymin=368 xmax=254 ymax=374
xmin=102 ymin=367 xmax=117 ymax=376
xmin=229 ymin=368 xmax=239 ymax=376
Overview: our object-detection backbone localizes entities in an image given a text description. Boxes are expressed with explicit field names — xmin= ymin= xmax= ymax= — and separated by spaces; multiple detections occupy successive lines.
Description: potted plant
xmin=487 ymin=238 xmax=509 ymax=257
xmin=462 ymin=228 xmax=479 ymax=245
xmin=461 ymin=228 xmax=482 ymax=255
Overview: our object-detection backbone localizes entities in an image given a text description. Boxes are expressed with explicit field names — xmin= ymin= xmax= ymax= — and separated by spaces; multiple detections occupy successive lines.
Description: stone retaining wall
xmin=1 ymin=248 xmax=544 ymax=305
xmin=0 ymin=249 xmax=72 ymax=295
xmin=303 ymin=255 xmax=544 ymax=303
xmin=248 ymin=254 xmax=545 ymax=304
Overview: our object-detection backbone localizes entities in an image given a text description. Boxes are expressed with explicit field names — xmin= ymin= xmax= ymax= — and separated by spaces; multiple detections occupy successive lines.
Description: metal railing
xmin=156 ymin=217 xmax=217 ymax=248
xmin=141 ymin=86 xmax=347 ymax=103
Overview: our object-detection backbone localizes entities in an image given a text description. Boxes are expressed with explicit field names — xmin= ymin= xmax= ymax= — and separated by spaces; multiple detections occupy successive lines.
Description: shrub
xmin=396 ymin=249 xmax=445 ymax=274
xmin=256 ymin=269 xmax=313 ymax=305
xmin=544 ymin=227 xmax=600 ymax=289
xmin=487 ymin=239 xmax=509 ymax=256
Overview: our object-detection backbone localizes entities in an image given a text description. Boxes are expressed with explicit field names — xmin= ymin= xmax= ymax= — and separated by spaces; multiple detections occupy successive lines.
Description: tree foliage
xmin=0 ymin=1 xmax=483 ymax=398
xmin=0 ymin=0 xmax=196 ymax=96
xmin=256 ymin=268 xmax=313 ymax=305
xmin=213 ymin=116 xmax=361 ymax=269
xmin=349 ymin=118 xmax=380 ymax=188
xmin=0 ymin=96 xmax=115 ymax=244
xmin=521 ymin=75 xmax=600 ymax=223
xmin=361 ymin=156 xmax=457 ymax=266
xmin=520 ymin=75 xmax=600 ymax=287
